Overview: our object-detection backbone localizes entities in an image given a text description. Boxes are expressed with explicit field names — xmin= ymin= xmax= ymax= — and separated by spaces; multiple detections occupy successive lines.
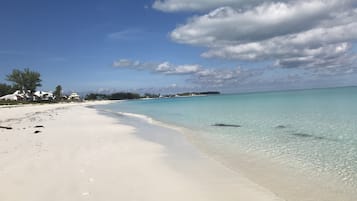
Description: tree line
xmin=85 ymin=93 xmax=160 ymax=100
xmin=85 ymin=92 xmax=140 ymax=100
xmin=1 ymin=68 xmax=157 ymax=102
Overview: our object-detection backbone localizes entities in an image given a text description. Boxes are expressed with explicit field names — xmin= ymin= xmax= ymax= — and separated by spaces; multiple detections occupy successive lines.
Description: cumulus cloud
xmin=171 ymin=1 xmax=339 ymax=44
xmin=152 ymin=0 xmax=290 ymax=12
xmin=159 ymin=0 xmax=357 ymax=73
xmin=113 ymin=59 xmax=257 ymax=86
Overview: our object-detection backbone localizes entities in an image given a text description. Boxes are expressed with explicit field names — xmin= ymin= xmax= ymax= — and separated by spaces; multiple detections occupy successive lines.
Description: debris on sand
xmin=0 ymin=126 xmax=13 ymax=130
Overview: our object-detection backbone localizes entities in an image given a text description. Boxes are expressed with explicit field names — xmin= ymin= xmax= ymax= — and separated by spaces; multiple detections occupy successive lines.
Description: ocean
xmin=96 ymin=87 xmax=357 ymax=198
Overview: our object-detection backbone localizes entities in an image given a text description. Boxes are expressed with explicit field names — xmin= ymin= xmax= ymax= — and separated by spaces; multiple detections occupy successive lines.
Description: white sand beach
xmin=0 ymin=102 xmax=283 ymax=201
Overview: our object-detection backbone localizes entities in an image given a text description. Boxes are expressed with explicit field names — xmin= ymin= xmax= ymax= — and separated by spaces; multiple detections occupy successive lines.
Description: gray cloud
xmin=161 ymin=0 xmax=357 ymax=73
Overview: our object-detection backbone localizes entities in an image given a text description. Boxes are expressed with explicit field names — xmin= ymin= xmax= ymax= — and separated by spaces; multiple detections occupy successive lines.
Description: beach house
xmin=68 ymin=92 xmax=81 ymax=101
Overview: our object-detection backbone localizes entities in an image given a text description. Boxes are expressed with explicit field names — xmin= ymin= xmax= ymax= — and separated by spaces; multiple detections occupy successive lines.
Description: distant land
xmin=85 ymin=91 xmax=220 ymax=100
xmin=175 ymin=91 xmax=220 ymax=96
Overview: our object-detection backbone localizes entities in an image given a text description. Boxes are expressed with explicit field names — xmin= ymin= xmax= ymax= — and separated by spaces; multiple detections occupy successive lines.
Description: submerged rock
xmin=212 ymin=123 xmax=241 ymax=128
xmin=291 ymin=133 xmax=313 ymax=138
xmin=291 ymin=132 xmax=326 ymax=140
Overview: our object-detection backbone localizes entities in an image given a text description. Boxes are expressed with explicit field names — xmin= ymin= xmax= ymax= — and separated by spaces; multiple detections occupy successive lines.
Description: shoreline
xmin=0 ymin=103 xmax=282 ymax=201
xmin=96 ymin=107 xmax=357 ymax=201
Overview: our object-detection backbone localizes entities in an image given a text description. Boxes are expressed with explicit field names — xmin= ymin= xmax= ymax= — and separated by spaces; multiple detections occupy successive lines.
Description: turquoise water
xmin=98 ymin=87 xmax=357 ymax=186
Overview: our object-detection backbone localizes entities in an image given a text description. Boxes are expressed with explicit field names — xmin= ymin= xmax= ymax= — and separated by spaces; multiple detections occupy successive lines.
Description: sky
xmin=0 ymin=0 xmax=357 ymax=94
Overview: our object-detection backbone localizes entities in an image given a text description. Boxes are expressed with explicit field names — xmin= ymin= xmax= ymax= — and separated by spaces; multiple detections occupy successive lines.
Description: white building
xmin=0 ymin=90 xmax=54 ymax=101
xmin=68 ymin=92 xmax=80 ymax=101
xmin=33 ymin=91 xmax=54 ymax=101
xmin=0 ymin=94 xmax=21 ymax=101
xmin=0 ymin=90 xmax=25 ymax=101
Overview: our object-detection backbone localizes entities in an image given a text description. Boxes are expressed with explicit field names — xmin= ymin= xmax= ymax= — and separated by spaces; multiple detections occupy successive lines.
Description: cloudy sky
xmin=1 ymin=0 xmax=356 ymax=93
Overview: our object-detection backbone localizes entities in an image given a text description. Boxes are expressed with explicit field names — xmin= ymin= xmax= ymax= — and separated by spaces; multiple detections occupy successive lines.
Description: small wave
xmin=114 ymin=111 xmax=187 ymax=134
xmin=116 ymin=112 xmax=154 ymax=124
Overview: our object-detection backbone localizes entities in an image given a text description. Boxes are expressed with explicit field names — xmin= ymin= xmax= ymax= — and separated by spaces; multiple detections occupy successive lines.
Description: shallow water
xmin=97 ymin=87 xmax=357 ymax=197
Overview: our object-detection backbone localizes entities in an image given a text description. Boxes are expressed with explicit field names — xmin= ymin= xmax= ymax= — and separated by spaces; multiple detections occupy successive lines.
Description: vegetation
xmin=85 ymin=92 xmax=141 ymax=100
xmin=198 ymin=91 xmax=220 ymax=95
xmin=176 ymin=91 xmax=220 ymax=96
xmin=6 ymin=68 xmax=42 ymax=94
xmin=109 ymin=92 xmax=140 ymax=100
xmin=85 ymin=93 xmax=108 ymax=100
xmin=0 ymin=68 xmax=47 ymax=105
xmin=0 ymin=83 xmax=15 ymax=97
xmin=53 ymin=85 xmax=62 ymax=101
xmin=84 ymin=91 xmax=219 ymax=101
xmin=1 ymin=68 xmax=221 ymax=105
xmin=143 ymin=93 xmax=160 ymax=98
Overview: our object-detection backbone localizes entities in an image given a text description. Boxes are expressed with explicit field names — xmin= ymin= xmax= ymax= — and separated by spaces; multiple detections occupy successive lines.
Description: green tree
xmin=54 ymin=85 xmax=62 ymax=100
xmin=6 ymin=68 xmax=41 ymax=94
xmin=0 ymin=83 xmax=14 ymax=97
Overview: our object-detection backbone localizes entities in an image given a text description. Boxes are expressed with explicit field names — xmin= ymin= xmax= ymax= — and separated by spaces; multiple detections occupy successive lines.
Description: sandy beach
xmin=0 ymin=102 xmax=284 ymax=201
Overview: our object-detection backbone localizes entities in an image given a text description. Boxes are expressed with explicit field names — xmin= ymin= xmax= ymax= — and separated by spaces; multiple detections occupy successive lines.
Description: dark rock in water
xmin=291 ymin=133 xmax=313 ymax=138
xmin=315 ymin=136 xmax=325 ymax=140
xmin=275 ymin=125 xmax=287 ymax=129
xmin=34 ymin=125 xmax=44 ymax=128
xmin=0 ymin=126 xmax=12 ymax=130
xmin=34 ymin=130 xmax=41 ymax=134
xmin=291 ymin=133 xmax=328 ymax=141
xmin=213 ymin=123 xmax=241 ymax=128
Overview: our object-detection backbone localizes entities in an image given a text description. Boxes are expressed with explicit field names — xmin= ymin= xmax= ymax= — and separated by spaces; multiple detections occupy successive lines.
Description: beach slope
xmin=0 ymin=103 xmax=282 ymax=201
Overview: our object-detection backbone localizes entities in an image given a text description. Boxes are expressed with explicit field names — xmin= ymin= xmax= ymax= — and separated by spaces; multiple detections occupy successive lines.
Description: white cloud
xmin=153 ymin=0 xmax=281 ymax=12
xmin=163 ymin=0 xmax=357 ymax=73
xmin=171 ymin=64 xmax=201 ymax=74
xmin=153 ymin=0 xmax=236 ymax=12
xmin=156 ymin=62 xmax=171 ymax=72
xmin=202 ymin=22 xmax=357 ymax=71
xmin=171 ymin=1 xmax=338 ymax=45
xmin=113 ymin=59 xmax=201 ymax=74
xmin=113 ymin=59 xmax=256 ymax=86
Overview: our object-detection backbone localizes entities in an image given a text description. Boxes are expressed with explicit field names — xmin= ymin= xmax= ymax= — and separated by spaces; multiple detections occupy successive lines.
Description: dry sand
xmin=0 ymin=102 xmax=283 ymax=201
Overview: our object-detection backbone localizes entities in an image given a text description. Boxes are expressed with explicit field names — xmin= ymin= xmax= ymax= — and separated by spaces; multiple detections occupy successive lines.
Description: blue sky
xmin=1 ymin=0 xmax=356 ymax=94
